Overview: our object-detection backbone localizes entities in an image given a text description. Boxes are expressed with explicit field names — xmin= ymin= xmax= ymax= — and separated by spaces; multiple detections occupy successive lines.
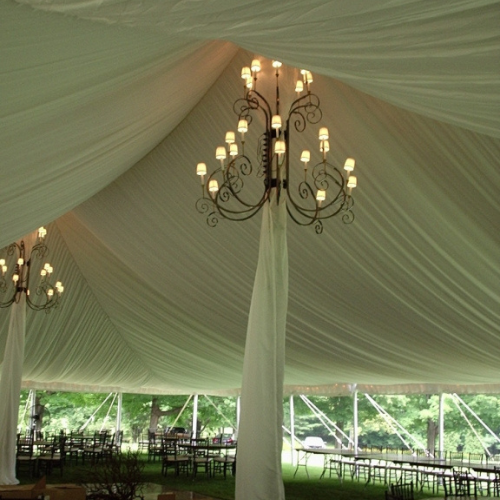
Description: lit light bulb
xmin=208 ymin=180 xmax=219 ymax=195
xmin=238 ymin=119 xmax=248 ymax=141
xmin=196 ymin=163 xmax=207 ymax=177
xmin=347 ymin=176 xmax=357 ymax=189
xmin=275 ymin=140 xmax=286 ymax=156
xmin=344 ymin=158 xmax=355 ymax=174
xmin=319 ymin=127 xmax=329 ymax=141
xmin=215 ymin=147 xmax=226 ymax=161
xmin=295 ymin=80 xmax=304 ymax=93
xmin=225 ymin=131 xmax=235 ymax=144
xmin=241 ymin=67 xmax=251 ymax=81
xmin=272 ymin=115 xmax=282 ymax=130
xmin=251 ymin=59 xmax=261 ymax=72
xmin=300 ymin=150 xmax=310 ymax=164
xmin=316 ymin=190 xmax=326 ymax=204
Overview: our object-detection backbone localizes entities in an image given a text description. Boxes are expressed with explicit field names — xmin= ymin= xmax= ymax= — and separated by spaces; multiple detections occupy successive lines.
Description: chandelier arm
xmin=287 ymin=93 xmax=322 ymax=133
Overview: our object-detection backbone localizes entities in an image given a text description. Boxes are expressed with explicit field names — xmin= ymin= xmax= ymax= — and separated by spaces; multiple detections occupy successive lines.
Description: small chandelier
xmin=0 ymin=227 xmax=64 ymax=312
xmin=196 ymin=58 xmax=358 ymax=233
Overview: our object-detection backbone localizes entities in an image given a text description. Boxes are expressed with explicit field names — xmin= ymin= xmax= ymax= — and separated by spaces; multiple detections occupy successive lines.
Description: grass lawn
xmin=16 ymin=452 xmax=437 ymax=499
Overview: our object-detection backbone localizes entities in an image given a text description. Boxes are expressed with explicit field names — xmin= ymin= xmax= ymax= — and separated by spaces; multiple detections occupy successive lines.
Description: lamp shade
xmin=275 ymin=140 xmax=286 ymax=155
xmin=319 ymin=127 xmax=329 ymax=140
xmin=209 ymin=179 xmax=219 ymax=193
xmin=344 ymin=158 xmax=355 ymax=173
xmin=300 ymin=150 xmax=310 ymax=163
xmin=215 ymin=147 xmax=226 ymax=160
xmin=251 ymin=59 xmax=261 ymax=72
xmin=316 ymin=190 xmax=326 ymax=202
xmin=196 ymin=163 xmax=207 ymax=176
xmin=238 ymin=119 xmax=248 ymax=134
xmin=241 ymin=67 xmax=251 ymax=80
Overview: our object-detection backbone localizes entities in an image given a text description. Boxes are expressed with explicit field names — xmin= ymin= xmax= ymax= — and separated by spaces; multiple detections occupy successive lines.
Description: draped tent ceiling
xmin=1 ymin=0 xmax=500 ymax=397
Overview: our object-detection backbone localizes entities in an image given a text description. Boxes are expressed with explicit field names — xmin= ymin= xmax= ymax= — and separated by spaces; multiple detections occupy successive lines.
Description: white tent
xmin=1 ymin=0 xmax=500 ymax=397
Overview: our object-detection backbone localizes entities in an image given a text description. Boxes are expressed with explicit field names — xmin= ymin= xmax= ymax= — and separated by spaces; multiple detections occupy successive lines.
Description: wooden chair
xmin=192 ymin=443 xmax=213 ymax=479
xmin=82 ymin=431 xmax=108 ymax=464
xmin=66 ymin=431 xmax=85 ymax=465
xmin=443 ymin=468 xmax=477 ymax=497
xmin=38 ymin=435 xmax=64 ymax=476
xmin=213 ymin=444 xmax=236 ymax=478
xmin=386 ymin=481 xmax=414 ymax=500
xmin=147 ymin=431 xmax=163 ymax=462
xmin=15 ymin=434 xmax=37 ymax=478
xmin=161 ymin=439 xmax=190 ymax=477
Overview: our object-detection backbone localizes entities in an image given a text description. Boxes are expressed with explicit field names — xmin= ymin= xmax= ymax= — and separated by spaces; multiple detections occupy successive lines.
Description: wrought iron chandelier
xmin=196 ymin=58 xmax=358 ymax=233
xmin=0 ymin=227 xmax=64 ymax=312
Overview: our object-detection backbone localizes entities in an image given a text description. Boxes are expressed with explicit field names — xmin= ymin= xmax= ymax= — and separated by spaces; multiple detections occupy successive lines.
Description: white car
xmin=303 ymin=436 xmax=325 ymax=448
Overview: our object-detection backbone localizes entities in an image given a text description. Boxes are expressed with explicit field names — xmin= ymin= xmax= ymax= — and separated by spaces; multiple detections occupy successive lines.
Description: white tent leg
xmin=116 ymin=392 xmax=122 ymax=436
xmin=192 ymin=394 xmax=198 ymax=438
xmin=0 ymin=299 xmax=27 ymax=484
xmin=353 ymin=390 xmax=358 ymax=451
xmin=439 ymin=393 xmax=445 ymax=458
xmin=0 ymin=233 xmax=35 ymax=485
xmin=235 ymin=193 xmax=288 ymax=500
xmin=236 ymin=396 xmax=240 ymax=441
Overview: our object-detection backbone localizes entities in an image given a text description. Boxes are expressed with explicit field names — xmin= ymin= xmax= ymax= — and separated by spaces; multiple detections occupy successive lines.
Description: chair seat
xmin=164 ymin=455 xmax=190 ymax=462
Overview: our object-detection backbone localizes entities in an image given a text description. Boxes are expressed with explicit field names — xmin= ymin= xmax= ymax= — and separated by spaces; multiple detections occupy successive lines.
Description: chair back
xmin=392 ymin=481 xmax=414 ymax=500
xmin=386 ymin=481 xmax=414 ymax=500
xmin=443 ymin=468 xmax=473 ymax=497
xmin=16 ymin=434 xmax=34 ymax=458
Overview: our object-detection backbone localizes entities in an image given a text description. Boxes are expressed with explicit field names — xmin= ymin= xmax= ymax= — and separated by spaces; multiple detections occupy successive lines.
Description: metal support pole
xmin=116 ymin=393 xmax=122 ymax=435
xmin=353 ymin=390 xmax=358 ymax=451
xmin=439 ymin=393 xmax=445 ymax=459
xmin=192 ymin=394 xmax=198 ymax=438
xmin=236 ymin=396 xmax=241 ymax=440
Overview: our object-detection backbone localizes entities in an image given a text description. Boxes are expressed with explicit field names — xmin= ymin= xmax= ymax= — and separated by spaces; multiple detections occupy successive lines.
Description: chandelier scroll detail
xmin=0 ymin=227 xmax=64 ymax=312
xmin=195 ymin=58 xmax=358 ymax=234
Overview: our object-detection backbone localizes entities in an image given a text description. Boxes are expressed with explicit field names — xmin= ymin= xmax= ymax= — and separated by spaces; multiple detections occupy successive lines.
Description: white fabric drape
xmin=235 ymin=192 xmax=288 ymax=500
xmin=0 ymin=296 xmax=27 ymax=484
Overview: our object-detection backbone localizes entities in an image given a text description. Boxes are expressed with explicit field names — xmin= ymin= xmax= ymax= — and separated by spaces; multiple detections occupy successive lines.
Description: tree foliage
xmin=18 ymin=390 xmax=500 ymax=456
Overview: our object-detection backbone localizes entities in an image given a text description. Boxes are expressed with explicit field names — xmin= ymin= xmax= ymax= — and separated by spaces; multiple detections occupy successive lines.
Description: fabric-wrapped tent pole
xmin=235 ymin=192 xmax=288 ymax=500
xmin=0 ymin=299 xmax=26 ymax=484
xmin=0 ymin=233 xmax=36 ymax=484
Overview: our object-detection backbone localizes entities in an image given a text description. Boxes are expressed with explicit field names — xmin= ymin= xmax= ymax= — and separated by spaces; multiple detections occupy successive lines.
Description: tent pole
xmin=236 ymin=396 xmax=240 ymax=441
xmin=192 ymin=394 xmax=198 ymax=438
xmin=0 ymin=232 xmax=35 ymax=485
xmin=439 ymin=393 xmax=445 ymax=458
xmin=353 ymin=390 xmax=358 ymax=451
xmin=290 ymin=395 xmax=295 ymax=466
xmin=116 ymin=392 xmax=122 ymax=437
